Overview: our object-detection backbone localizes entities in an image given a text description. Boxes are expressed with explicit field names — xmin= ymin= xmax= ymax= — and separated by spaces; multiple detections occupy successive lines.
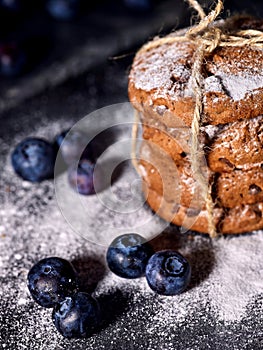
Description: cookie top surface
xmin=128 ymin=17 xmax=263 ymax=126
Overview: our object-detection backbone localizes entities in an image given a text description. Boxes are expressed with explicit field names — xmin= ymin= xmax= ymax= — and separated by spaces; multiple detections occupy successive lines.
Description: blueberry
xmin=52 ymin=292 xmax=101 ymax=338
xmin=145 ymin=250 xmax=191 ymax=295
xmin=54 ymin=129 xmax=70 ymax=151
xmin=106 ymin=233 xmax=153 ymax=279
xmin=27 ymin=257 xmax=78 ymax=308
xmin=0 ymin=42 xmax=26 ymax=77
xmin=68 ymin=159 xmax=96 ymax=195
xmin=11 ymin=137 xmax=56 ymax=182
xmin=46 ymin=0 xmax=79 ymax=20
xmin=55 ymin=130 xmax=93 ymax=166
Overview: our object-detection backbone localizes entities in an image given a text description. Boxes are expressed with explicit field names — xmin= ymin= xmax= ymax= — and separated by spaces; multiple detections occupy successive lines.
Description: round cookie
xmin=141 ymin=114 xmax=263 ymax=173
xmin=140 ymin=154 xmax=263 ymax=209
xmin=143 ymin=182 xmax=263 ymax=235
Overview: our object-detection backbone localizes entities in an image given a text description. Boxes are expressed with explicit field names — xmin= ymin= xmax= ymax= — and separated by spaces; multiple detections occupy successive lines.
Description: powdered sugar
xmin=205 ymin=72 xmax=263 ymax=101
xmin=204 ymin=75 xmax=225 ymax=94
xmin=131 ymin=28 xmax=263 ymax=105
xmin=208 ymin=233 xmax=263 ymax=320
xmin=131 ymin=41 xmax=191 ymax=95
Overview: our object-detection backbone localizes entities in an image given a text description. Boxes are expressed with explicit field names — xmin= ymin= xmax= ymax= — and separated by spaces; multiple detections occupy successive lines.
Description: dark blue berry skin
xmin=68 ymin=159 xmax=95 ymax=195
xmin=145 ymin=250 xmax=191 ymax=295
xmin=54 ymin=129 xmax=95 ymax=165
xmin=27 ymin=257 xmax=78 ymax=308
xmin=11 ymin=137 xmax=56 ymax=182
xmin=106 ymin=233 xmax=153 ymax=279
xmin=52 ymin=292 xmax=101 ymax=338
xmin=54 ymin=129 xmax=70 ymax=151
xmin=46 ymin=0 xmax=79 ymax=20
xmin=55 ymin=129 xmax=84 ymax=165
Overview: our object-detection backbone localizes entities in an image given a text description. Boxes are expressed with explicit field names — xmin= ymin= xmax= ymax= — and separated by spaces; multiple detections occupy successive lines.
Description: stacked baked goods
xmin=128 ymin=16 xmax=263 ymax=234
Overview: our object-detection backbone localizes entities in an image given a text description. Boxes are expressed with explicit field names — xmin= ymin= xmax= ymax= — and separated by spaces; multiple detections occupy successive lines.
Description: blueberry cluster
xmin=28 ymin=236 xmax=191 ymax=338
xmin=11 ymin=129 xmax=98 ymax=195
xmin=106 ymin=233 xmax=191 ymax=296
xmin=27 ymin=257 xmax=101 ymax=338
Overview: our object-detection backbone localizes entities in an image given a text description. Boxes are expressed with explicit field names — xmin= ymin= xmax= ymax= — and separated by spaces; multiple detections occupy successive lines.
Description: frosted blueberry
xmin=68 ymin=159 xmax=97 ymax=195
xmin=145 ymin=250 xmax=191 ymax=295
xmin=27 ymin=257 xmax=78 ymax=308
xmin=106 ymin=233 xmax=153 ymax=279
xmin=11 ymin=137 xmax=56 ymax=182
xmin=52 ymin=292 xmax=101 ymax=338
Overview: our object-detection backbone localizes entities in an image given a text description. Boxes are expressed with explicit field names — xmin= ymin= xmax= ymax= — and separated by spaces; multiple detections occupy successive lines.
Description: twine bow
xmin=132 ymin=0 xmax=263 ymax=238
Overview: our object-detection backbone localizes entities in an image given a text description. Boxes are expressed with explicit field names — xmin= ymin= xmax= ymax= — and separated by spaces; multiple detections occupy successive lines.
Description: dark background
xmin=0 ymin=0 xmax=262 ymax=115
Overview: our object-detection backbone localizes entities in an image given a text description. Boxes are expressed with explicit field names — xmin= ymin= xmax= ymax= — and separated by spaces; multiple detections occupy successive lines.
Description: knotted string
xmin=131 ymin=0 xmax=263 ymax=238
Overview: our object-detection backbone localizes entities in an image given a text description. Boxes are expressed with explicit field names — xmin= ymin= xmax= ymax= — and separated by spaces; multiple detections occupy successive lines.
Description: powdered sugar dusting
xmin=132 ymin=41 xmax=192 ymax=95
xmin=205 ymin=73 xmax=263 ymax=101
xmin=204 ymin=76 xmax=225 ymax=94
xmin=208 ymin=233 xmax=263 ymax=320
xmin=131 ymin=31 xmax=263 ymax=105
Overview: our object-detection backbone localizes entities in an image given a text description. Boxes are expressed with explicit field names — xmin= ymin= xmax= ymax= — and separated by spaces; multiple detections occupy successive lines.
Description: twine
xmin=131 ymin=109 xmax=141 ymax=175
xmin=131 ymin=0 xmax=263 ymax=238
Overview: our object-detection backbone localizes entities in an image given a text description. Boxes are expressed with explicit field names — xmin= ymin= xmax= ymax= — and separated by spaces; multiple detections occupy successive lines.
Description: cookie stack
xmin=128 ymin=16 xmax=263 ymax=234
